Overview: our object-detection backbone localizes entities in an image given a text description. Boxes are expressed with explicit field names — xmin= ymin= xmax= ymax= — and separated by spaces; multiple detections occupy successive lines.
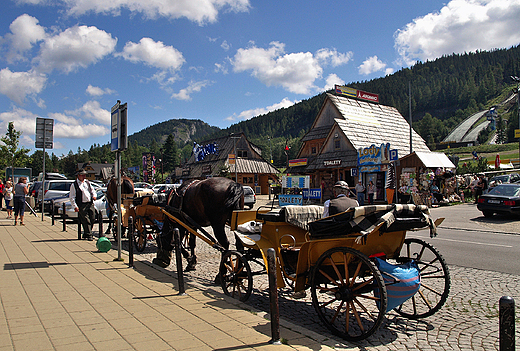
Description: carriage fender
xmin=254 ymin=237 xmax=286 ymax=289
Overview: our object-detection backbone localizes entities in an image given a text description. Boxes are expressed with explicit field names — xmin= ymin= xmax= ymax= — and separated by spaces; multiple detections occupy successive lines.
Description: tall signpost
xmin=111 ymin=101 xmax=128 ymax=261
xmin=35 ymin=118 xmax=53 ymax=221
xmin=512 ymin=77 xmax=520 ymax=168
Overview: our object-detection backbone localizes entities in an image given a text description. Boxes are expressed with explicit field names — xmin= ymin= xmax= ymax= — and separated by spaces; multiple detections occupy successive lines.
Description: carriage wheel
xmin=393 ymin=238 xmax=450 ymax=319
xmin=219 ymin=251 xmax=253 ymax=302
xmin=133 ymin=217 xmax=148 ymax=253
xmin=310 ymin=247 xmax=387 ymax=341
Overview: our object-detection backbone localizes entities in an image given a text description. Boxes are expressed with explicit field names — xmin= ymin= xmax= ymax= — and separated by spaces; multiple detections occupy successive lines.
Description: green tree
xmin=162 ymin=134 xmax=178 ymax=173
xmin=0 ymin=122 xmax=30 ymax=171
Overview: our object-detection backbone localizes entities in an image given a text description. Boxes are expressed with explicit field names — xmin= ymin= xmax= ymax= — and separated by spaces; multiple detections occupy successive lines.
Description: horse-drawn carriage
xmin=155 ymin=178 xmax=450 ymax=341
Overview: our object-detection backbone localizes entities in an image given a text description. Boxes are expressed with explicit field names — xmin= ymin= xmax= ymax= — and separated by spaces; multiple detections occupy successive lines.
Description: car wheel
xmin=482 ymin=210 xmax=494 ymax=218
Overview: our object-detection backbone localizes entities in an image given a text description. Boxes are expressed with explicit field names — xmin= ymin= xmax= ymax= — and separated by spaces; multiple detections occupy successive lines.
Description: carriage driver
xmin=322 ymin=181 xmax=359 ymax=218
xmin=70 ymin=169 xmax=97 ymax=240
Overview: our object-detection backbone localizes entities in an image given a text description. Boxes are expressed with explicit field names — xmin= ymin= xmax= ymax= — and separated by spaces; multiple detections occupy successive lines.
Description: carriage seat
xmin=257 ymin=205 xmax=324 ymax=231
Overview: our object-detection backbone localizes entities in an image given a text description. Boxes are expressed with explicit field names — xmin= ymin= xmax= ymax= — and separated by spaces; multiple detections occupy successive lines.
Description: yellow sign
xmin=228 ymin=154 xmax=235 ymax=164
xmin=515 ymin=129 xmax=520 ymax=138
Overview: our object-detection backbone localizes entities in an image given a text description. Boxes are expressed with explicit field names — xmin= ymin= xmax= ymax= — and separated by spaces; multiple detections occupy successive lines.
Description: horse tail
xmin=224 ymin=182 xmax=244 ymax=210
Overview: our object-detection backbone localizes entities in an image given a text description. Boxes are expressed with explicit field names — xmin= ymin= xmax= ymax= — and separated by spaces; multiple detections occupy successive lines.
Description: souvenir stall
xmin=396 ymin=152 xmax=456 ymax=206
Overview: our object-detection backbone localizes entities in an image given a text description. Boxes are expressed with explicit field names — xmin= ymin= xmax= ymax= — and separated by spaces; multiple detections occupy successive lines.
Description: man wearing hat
xmin=322 ymin=181 xmax=359 ymax=218
xmin=70 ymin=169 xmax=97 ymax=240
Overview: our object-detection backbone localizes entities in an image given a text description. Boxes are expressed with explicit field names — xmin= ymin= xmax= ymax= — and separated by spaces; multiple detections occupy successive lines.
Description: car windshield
xmin=488 ymin=185 xmax=520 ymax=197
xmin=492 ymin=175 xmax=509 ymax=183
xmin=49 ymin=182 xmax=72 ymax=191
xmin=244 ymin=187 xmax=254 ymax=195
xmin=96 ymin=189 xmax=105 ymax=198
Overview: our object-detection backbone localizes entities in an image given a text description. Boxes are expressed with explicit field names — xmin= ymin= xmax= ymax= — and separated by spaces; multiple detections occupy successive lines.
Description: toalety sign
xmin=358 ymin=143 xmax=391 ymax=166
xmin=335 ymin=85 xmax=379 ymax=103
xmin=279 ymin=194 xmax=303 ymax=206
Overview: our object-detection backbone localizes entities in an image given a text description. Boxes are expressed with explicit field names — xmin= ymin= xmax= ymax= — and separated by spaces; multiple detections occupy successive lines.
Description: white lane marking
xmin=413 ymin=234 xmax=513 ymax=248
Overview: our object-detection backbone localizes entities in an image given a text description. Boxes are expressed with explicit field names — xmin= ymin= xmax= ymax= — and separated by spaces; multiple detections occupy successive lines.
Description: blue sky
xmin=1 ymin=0 xmax=520 ymax=156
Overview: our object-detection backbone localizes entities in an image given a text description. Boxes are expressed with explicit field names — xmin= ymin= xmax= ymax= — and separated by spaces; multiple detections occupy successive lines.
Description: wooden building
xmin=177 ymin=132 xmax=279 ymax=195
xmin=288 ymin=92 xmax=431 ymax=201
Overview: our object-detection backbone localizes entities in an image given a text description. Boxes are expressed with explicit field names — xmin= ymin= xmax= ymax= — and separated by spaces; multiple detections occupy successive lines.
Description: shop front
xmin=357 ymin=143 xmax=393 ymax=202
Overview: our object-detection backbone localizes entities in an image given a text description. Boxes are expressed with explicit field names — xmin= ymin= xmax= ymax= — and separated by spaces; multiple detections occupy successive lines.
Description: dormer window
xmin=334 ymin=140 xmax=340 ymax=149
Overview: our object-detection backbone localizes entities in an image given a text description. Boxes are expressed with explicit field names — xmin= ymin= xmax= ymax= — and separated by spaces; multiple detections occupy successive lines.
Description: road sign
xmin=390 ymin=149 xmax=398 ymax=161
xmin=111 ymin=101 xmax=128 ymax=152
xmin=351 ymin=168 xmax=358 ymax=176
xmin=35 ymin=117 xmax=53 ymax=149
xmin=515 ymin=129 xmax=520 ymax=138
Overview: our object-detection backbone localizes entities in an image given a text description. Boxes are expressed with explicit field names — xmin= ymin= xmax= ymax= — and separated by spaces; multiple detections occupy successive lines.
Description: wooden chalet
xmin=177 ymin=133 xmax=279 ymax=195
xmin=288 ymin=92 xmax=430 ymax=201
xmin=76 ymin=162 xmax=114 ymax=183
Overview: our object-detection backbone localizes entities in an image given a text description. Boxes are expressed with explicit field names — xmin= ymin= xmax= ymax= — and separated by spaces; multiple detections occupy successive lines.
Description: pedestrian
xmin=3 ymin=181 xmax=13 ymax=219
xmin=323 ymin=181 xmax=359 ymax=218
xmin=368 ymin=180 xmax=376 ymax=205
xmin=0 ymin=179 xmax=4 ymax=210
xmin=355 ymin=180 xmax=365 ymax=206
xmin=69 ymin=169 xmax=97 ymax=240
xmin=475 ymin=174 xmax=488 ymax=203
xmin=13 ymin=177 xmax=28 ymax=226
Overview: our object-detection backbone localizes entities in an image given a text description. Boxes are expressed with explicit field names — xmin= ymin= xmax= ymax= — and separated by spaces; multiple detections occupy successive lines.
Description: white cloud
xmin=385 ymin=67 xmax=394 ymax=76
xmin=221 ymin=40 xmax=230 ymax=51
xmin=86 ymin=84 xmax=115 ymax=96
xmin=0 ymin=68 xmax=47 ymax=105
xmin=232 ymin=42 xmax=352 ymax=94
xmin=0 ymin=107 xmax=39 ymax=138
xmin=50 ymin=0 xmax=250 ymax=25
xmin=358 ymin=56 xmax=387 ymax=75
xmin=48 ymin=112 xmax=82 ymax=126
xmin=214 ymin=62 xmax=228 ymax=74
xmin=316 ymin=48 xmax=353 ymax=67
xmin=5 ymin=14 xmax=46 ymax=63
xmin=395 ymin=0 xmax=520 ymax=65
xmin=322 ymin=74 xmax=345 ymax=92
xmin=118 ymin=38 xmax=185 ymax=72
xmin=64 ymin=100 xmax=111 ymax=125
xmin=54 ymin=123 xmax=109 ymax=139
xmin=36 ymin=25 xmax=117 ymax=73
xmin=226 ymin=97 xmax=298 ymax=122
xmin=172 ymin=80 xmax=212 ymax=100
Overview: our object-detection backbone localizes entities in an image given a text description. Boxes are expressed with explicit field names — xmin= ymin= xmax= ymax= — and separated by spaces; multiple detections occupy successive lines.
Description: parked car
xmin=477 ymin=183 xmax=520 ymax=217
xmin=243 ymin=185 xmax=256 ymax=209
xmin=54 ymin=188 xmax=108 ymax=219
xmin=38 ymin=180 xmax=75 ymax=210
xmin=134 ymin=182 xmax=153 ymax=189
xmin=490 ymin=173 xmax=520 ymax=185
xmin=29 ymin=181 xmax=42 ymax=199
xmin=156 ymin=184 xmax=180 ymax=194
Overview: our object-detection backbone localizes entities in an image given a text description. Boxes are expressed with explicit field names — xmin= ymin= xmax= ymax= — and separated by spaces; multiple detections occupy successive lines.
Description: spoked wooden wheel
xmin=393 ymin=238 xmax=450 ymax=319
xmin=219 ymin=251 xmax=253 ymax=302
xmin=133 ymin=217 xmax=148 ymax=252
xmin=310 ymin=247 xmax=387 ymax=341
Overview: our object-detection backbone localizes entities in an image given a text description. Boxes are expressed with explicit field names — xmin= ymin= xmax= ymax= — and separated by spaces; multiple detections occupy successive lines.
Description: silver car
xmin=243 ymin=185 xmax=256 ymax=209
xmin=54 ymin=188 xmax=109 ymax=219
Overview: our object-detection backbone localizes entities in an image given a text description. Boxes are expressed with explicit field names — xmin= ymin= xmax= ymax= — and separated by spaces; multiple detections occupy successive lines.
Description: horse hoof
xmin=185 ymin=264 xmax=196 ymax=272
xmin=152 ymin=258 xmax=170 ymax=268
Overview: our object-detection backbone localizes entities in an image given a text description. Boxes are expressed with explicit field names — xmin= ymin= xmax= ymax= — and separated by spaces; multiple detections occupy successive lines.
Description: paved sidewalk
xmin=0 ymin=215 xmax=333 ymax=351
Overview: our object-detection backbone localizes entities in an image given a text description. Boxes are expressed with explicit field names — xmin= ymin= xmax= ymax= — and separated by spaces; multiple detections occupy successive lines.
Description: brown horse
xmin=153 ymin=177 xmax=244 ymax=270
xmin=106 ymin=175 xmax=135 ymax=236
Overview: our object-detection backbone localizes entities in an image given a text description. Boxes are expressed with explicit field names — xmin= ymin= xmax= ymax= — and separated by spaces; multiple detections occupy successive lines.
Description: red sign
xmin=495 ymin=154 xmax=500 ymax=169
xmin=357 ymin=90 xmax=379 ymax=103
xmin=289 ymin=158 xmax=307 ymax=167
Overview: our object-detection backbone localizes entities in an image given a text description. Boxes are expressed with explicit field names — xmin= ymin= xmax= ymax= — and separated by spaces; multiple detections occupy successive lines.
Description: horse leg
xmin=185 ymin=233 xmax=197 ymax=271
xmin=152 ymin=223 xmax=174 ymax=268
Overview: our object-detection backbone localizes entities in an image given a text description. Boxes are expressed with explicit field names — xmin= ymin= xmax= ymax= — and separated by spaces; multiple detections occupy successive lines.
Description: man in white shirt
xmin=323 ymin=181 xmax=359 ymax=218
xmin=354 ymin=180 xmax=365 ymax=206
xmin=70 ymin=169 xmax=97 ymax=240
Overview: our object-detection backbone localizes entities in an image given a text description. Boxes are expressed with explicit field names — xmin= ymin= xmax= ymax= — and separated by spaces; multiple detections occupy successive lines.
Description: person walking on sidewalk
xmin=13 ymin=177 xmax=28 ymax=225
xmin=70 ymin=169 xmax=97 ymax=240
xmin=355 ymin=180 xmax=365 ymax=206
xmin=4 ymin=181 xmax=13 ymax=219
xmin=0 ymin=179 xmax=4 ymax=211
xmin=368 ymin=180 xmax=376 ymax=205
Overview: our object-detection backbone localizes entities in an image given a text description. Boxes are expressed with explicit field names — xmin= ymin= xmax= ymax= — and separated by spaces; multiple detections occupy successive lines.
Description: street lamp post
xmin=511 ymin=76 xmax=520 ymax=168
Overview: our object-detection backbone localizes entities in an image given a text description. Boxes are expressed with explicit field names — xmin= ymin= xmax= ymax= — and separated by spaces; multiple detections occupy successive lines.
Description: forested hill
xmin=129 ymin=118 xmax=220 ymax=146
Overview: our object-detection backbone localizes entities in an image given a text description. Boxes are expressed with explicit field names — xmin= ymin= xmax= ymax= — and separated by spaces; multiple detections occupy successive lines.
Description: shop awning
xmin=415 ymin=152 xmax=455 ymax=169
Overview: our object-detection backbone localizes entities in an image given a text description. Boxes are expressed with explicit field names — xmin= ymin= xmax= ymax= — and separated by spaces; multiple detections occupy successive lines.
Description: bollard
xmin=128 ymin=217 xmax=134 ymax=267
xmin=77 ymin=215 xmax=81 ymax=240
xmin=98 ymin=211 xmax=103 ymax=237
xmin=500 ymin=296 xmax=515 ymax=351
xmin=267 ymin=248 xmax=281 ymax=344
xmin=173 ymin=228 xmax=186 ymax=295
xmin=51 ymin=200 xmax=55 ymax=226
xmin=62 ymin=203 xmax=67 ymax=232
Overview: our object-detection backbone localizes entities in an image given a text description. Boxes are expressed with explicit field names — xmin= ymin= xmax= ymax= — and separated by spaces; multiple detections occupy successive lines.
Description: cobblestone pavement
xmin=129 ymin=199 xmax=520 ymax=350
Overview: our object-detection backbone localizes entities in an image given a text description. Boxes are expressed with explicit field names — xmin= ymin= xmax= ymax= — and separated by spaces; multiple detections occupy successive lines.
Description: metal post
xmin=267 ymin=248 xmax=281 ymax=344
xmin=499 ymin=296 xmax=515 ymax=351
xmin=62 ymin=203 xmax=66 ymax=232
xmin=98 ymin=211 xmax=103 ymax=237
xmin=42 ymin=127 xmax=46 ymax=221
xmin=128 ymin=217 xmax=134 ymax=267
xmin=409 ymin=81 xmax=413 ymax=154
xmin=77 ymin=215 xmax=81 ymax=240
xmin=51 ymin=200 xmax=55 ymax=226
xmin=116 ymin=151 xmax=123 ymax=261
xmin=173 ymin=228 xmax=186 ymax=295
